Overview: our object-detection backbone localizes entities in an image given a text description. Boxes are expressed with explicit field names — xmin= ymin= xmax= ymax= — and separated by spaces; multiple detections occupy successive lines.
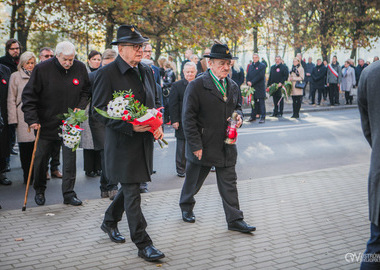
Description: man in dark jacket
xmin=246 ymin=53 xmax=266 ymax=123
xmin=179 ymin=43 xmax=256 ymax=233
xmin=22 ymin=41 xmax=90 ymax=206
xmin=310 ymin=59 xmax=327 ymax=105
xmin=358 ymin=60 xmax=380 ymax=270
xmin=0 ymin=39 xmax=21 ymax=73
xmin=268 ymin=56 xmax=288 ymax=117
xmin=0 ymin=39 xmax=21 ymax=158
xmin=92 ymin=25 xmax=165 ymax=262
xmin=169 ymin=62 xmax=197 ymax=178
xmin=355 ymin=58 xmax=368 ymax=87
xmin=0 ymin=64 xmax=12 ymax=185
xmin=304 ymin=57 xmax=315 ymax=99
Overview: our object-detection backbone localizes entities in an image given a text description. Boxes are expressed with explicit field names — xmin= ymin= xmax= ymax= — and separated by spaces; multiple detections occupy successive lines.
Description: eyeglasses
xmin=42 ymin=54 xmax=54 ymax=58
xmin=120 ymin=44 xmax=143 ymax=51
xmin=9 ymin=47 xmax=20 ymax=51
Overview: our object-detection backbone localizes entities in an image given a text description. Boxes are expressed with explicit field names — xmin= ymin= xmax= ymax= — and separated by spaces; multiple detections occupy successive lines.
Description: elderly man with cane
xmin=22 ymin=41 xmax=90 ymax=206
xmin=179 ymin=43 xmax=256 ymax=233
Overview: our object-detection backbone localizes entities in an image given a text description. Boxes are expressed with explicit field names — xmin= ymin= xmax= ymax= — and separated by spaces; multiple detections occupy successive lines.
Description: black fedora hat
xmin=110 ymin=25 xmax=149 ymax=45
xmin=203 ymin=43 xmax=238 ymax=60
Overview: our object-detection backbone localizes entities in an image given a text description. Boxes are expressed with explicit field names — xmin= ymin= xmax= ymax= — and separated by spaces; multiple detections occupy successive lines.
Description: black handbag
xmin=295 ymin=81 xmax=306 ymax=89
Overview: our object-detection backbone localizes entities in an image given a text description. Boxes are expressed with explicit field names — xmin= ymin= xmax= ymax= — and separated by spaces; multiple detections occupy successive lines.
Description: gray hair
xmin=252 ymin=53 xmax=259 ymax=57
xmin=102 ymin=49 xmax=117 ymax=60
xmin=184 ymin=61 xmax=197 ymax=70
xmin=55 ymin=41 xmax=76 ymax=57
xmin=189 ymin=55 xmax=199 ymax=61
xmin=17 ymin=51 xmax=36 ymax=71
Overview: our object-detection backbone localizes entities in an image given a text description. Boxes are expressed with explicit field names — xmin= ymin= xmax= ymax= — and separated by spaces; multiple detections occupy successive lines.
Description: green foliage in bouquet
xmin=282 ymin=81 xmax=293 ymax=97
xmin=58 ymin=108 xmax=87 ymax=125
xmin=268 ymin=83 xmax=279 ymax=96
xmin=241 ymin=87 xmax=255 ymax=97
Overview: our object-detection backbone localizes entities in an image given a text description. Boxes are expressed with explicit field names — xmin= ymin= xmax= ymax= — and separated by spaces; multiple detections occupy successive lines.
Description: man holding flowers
xmin=22 ymin=41 xmax=90 ymax=206
xmin=179 ymin=43 xmax=256 ymax=233
xmin=92 ymin=25 xmax=165 ymax=262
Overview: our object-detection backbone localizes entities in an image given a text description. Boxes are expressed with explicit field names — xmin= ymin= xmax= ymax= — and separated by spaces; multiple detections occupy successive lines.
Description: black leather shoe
xmin=138 ymin=245 xmax=165 ymax=262
xmin=85 ymin=171 xmax=96 ymax=177
xmin=0 ymin=176 xmax=12 ymax=185
xmin=248 ymin=117 xmax=256 ymax=122
xmin=259 ymin=118 xmax=265 ymax=124
xmin=10 ymin=148 xmax=18 ymax=155
xmin=64 ymin=196 xmax=82 ymax=206
xmin=177 ymin=173 xmax=185 ymax=178
xmin=35 ymin=193 xmax=45 ymax=205
xmin=140 ymin=188 xmax=148 ymax=193
xmin=228 ymin=219 xmax=256 ymax=233
xmin=100 ymin=223 xmax=126 ymax=243
xmin=270 ymin=114 xmax=277 ymax=117
xmin=182 ymin=211 xmax=195 ymax=223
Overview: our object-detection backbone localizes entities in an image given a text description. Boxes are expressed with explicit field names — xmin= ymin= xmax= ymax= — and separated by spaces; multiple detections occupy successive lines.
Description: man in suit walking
xmin=92 ymin=25 xmax=165 ymax=262
xmin=169 ymin=62 xmax=197 ymax=178
xmin=179 ymin=43 xmax=256 ymax=233
xmin=246 ymin=53 xmax=266 ymax=123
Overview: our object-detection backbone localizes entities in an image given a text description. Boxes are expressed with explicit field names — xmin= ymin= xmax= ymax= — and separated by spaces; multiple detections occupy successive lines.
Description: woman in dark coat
xmin=0 ymin=64 xmax=12 ymax=185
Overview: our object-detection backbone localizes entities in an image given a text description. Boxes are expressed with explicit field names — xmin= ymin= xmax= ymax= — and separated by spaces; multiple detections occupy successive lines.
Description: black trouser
xmin=329 ymin=83 xmax=339 ymax=105
xmin=83 ymin=149 xmax=101 ymax=173
xmin=103 ymin=183 xmax=153 ymax=249
xmin=179 ymin=161 xmax=244 ymax=223
xmin=251 ymin=98 xmax=266 ymax=119
xmin=175 ymin=138 xmax=186 ymax=175
xmin=310 ymin=87 xmax=323 ymax=104
xmin=99 ymin=150 xmax=117 ymax=192
xmin=33 ymin=139 xmax=77 ymax=199
xmin=9 ymin=124 xmax=16 ymax=149
xmin=273 ymin=94 xmax=284 ymax=116
xmin=163 ymin=96 xmax=170 ymax=124
xmin=19 ymin=142 xmax=34 ymax=184
xmin=48 ymin=141 xmax=61 ymax=172
xmin=345 ymin=91 xmax=353 ymax=104
xmin=0 ymin=158 xmax=6 ymax=179
xmin=292 ymin=96 xmax=302 ymax=118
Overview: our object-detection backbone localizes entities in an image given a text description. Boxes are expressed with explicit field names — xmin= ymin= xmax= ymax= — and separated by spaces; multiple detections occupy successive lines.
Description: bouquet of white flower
xmin=58 ymin=109 xmax=87 ymax=151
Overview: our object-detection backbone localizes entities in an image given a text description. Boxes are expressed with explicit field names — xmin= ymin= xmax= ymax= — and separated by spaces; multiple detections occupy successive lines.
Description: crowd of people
xmin=0 ymin=24 xmax=379 ymax=263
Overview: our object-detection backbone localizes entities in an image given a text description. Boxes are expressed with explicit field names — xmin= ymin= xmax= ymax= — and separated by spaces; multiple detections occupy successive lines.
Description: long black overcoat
xmin=169 ymin=79 xmax=188 ymax=140
xmin=246 ymin=62 xmax=266 ymax=99
xmin=92 ymin=56 xmax=160 ymax=184
xmin=0 ymin=64 xmax=11 ymax=158
xmin=358 ymin=61 xmax=380 ymax=226
xmin=182 ymin=71 xmax=243 ymax=168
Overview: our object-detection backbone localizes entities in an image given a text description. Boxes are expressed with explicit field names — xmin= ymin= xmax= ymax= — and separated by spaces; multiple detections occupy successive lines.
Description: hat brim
xmin=203 ymin=53 xmax=238 ymax=60
xmin=110 ymin=36 xmax=149 ymax=45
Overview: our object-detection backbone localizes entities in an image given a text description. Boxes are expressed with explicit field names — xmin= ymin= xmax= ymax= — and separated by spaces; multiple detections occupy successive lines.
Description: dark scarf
xmin=6 ymin=51 xmax=20 ymax=65
xmin=22 ymin=67 xmax=31 ymax=77
xmin=291 ymin=64 xmax=300 ymax=76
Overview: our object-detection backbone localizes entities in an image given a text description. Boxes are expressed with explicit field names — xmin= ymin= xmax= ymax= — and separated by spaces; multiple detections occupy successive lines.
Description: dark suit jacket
xmin=358 ymin=60 xmax=380 ymax=226
xmin=169 ymin=79 xmax=188 ymax=139
xmin=0 ymin=64 xmax=11 ymax=158
xmin=246 ymin=62 xmax=266 ymax=99
xmin=182 ymin=71 xmax=242 ymax=167
xmin=0 ymin=54 xmax=17 ymax=73
xmin=92 ymin=56 xmax=160 ymax=184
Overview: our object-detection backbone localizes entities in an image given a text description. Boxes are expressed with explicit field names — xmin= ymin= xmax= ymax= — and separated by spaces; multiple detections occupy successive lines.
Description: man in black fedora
xmin=92 ymin=25 xmax=165 ymax=262
xmin=179 ymin=43 xmax=256 ymax=233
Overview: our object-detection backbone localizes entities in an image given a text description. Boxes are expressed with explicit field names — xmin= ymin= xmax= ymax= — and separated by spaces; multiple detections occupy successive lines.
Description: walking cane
xmin=22 ymin=126 xmax=40 ymax=211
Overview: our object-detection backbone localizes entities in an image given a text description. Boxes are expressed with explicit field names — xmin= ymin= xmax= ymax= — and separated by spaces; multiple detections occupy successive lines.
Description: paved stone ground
xmin=0 ymin=163 xmax=371 ymax=270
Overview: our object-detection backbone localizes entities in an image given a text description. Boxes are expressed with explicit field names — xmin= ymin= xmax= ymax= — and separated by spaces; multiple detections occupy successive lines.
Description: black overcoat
xmin=358 ymin=61 xmax=380 ymax=226
xmin=0 ymin=64 xmax=11 ymax=158
xmin=92 ymin=56 xmax=160 ymax=184
xmin=88 ymin=70 xmax=105 ymax=150
xmin=0 ymin=54 xmax=17 ymax=74
xmin=311 ymin=64 xmax=327 ymax=89
xmin=22 ymin=57 xmax=90 ymax=140
xmin=246 ymin=62 xmax=266 ymax=99
xmin=267 ymin=63 xmax=289 ymax=98
xmin=182 ymin=71 xmax=242 ymax=167
xmin=169 ymin=79 xmax=188 ymax=140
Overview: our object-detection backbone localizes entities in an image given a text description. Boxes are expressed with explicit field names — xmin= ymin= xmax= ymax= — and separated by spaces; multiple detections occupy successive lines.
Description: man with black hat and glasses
xmin=92 ymin=25 xmax=165 ymax=262
xmin=179 ymin=43 xmax=256 ymax=233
